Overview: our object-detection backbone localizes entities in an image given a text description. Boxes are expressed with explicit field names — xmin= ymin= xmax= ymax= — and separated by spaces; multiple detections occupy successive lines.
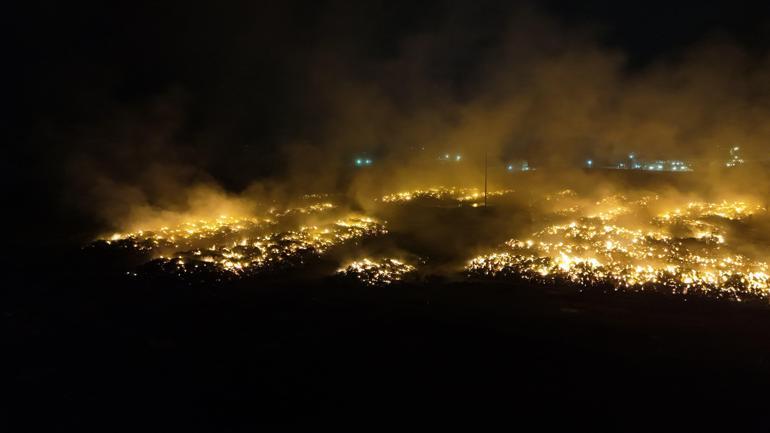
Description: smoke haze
xmin=9 ymin=1 xmax=770 ymax=244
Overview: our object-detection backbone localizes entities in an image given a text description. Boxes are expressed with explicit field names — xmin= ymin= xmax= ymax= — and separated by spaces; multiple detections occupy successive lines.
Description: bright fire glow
xmin=381 ymin=186 xmax=513 ymax=204
xmin=95 ymin=202 xmax=390 ymax=278
xmin=144 ymin=215 xmax=386 ymax=278
xmin=337 ymin=258 xmax=416 ymax=286
xmin=467 ymin=197 xmax=769 ymax=300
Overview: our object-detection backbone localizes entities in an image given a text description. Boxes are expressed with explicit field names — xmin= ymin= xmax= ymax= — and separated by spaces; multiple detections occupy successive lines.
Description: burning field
xmin=18 ymin=3 xmax=770 ymax=428
xmin=86 ymin=180 xmax=770 ymax=299
xmin=90 ymin=200 xmax=388 ymax=282
xmin=467 ymin=193 xmax=769 ymax=300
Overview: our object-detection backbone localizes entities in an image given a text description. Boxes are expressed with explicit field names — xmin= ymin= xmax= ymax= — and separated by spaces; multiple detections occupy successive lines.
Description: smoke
xmin=25 ymin=1 xmax=770 ymax=242
xmin=272 ymin=5 xmax=770 ymax=205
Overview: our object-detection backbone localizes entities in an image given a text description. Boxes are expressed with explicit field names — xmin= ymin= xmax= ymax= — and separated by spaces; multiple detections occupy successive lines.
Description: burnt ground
xmin=6 ymin=246 xmax=770 ymax=431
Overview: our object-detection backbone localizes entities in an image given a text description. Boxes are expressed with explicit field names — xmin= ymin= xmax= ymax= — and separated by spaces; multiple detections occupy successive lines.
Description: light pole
xmin=484 ymin=148 xmax=488 ymax=208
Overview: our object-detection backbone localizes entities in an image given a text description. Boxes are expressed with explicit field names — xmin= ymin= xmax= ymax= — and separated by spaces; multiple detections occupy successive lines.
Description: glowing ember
xmin=105 ymin=215 xmax=267 ymax=252
xmin=94 ymin=200 xmax=386 ymax=279
xmin=656 ymin=201 xmax=764 ymax=222
xmin=337 ymin=258 xmax=416 ymax=286
xmin=381 ymin=187 xmax=513 ymax=203
xmin=142 ymin=215 xmax=387 ymax=278
xmin=545 ymin=189 xmax=578 ymax=201
xmin=92 ymin=187 xmax=770 ymax=300
xmin=467 ymin=198 xmax=770 ymax=300
xmin=268 ymin=202 xmax=335 ymax=218
xmin=100 ymin=202 xmax=336 ymax=253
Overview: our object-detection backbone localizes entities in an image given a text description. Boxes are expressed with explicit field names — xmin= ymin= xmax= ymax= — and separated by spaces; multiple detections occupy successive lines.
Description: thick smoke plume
xmin=24 ymin=2 xmax=770 ymax=241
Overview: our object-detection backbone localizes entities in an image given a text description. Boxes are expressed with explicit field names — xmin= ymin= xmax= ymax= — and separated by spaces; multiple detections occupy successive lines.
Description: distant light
xmin=629 ymin=153 xmax=635 ymax=159
xmin=455 ymin=154 xmax=461 ymax=161
xmin=445 ymin=154 xmax=450 ymax=159
xmin=507 ymin=164 xmax=514 ymax=171
xmin=587 ymin=159 xmax=593 ymax=167
xmin=355 ymin=159 xmax=362 ymax=165
xmin=365 ymin=159 xmax=372 ymax=165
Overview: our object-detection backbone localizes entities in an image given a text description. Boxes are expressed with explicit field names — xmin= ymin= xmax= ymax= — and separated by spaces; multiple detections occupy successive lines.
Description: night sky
xmin=7 ymin=0 xmax=770 ymax=245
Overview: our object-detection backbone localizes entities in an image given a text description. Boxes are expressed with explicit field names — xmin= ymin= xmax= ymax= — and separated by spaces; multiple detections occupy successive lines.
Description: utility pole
xmin=484 ymin=148 xmax=488 ymax=208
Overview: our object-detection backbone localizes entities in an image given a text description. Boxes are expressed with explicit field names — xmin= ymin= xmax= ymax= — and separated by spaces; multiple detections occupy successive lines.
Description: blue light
xmin=586 ymin=159 xmax=593 ymax=167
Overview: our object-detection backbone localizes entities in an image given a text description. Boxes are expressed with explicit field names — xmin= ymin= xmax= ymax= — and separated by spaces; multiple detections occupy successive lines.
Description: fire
xmin=336 ymin=258 xmax=416 ymax=286
xmin=467 ymin=196 xmax=770 ymax=299
xmin=105 ymin=215 xmax=267 ymax=252
xmin=94 ymin=202 xmax=390 ymax=279
xmin=656 ymin=201 xmax=763 ymax=222
xmin=381 ymin=186 xmax=513 ymax=204
xmin=102 ymin=202 xmax=336 ymax=252
xmin=143 ymin=215 xmax=386 ymax=278
xmin=93 ymin=187 xmax=770 ymax=299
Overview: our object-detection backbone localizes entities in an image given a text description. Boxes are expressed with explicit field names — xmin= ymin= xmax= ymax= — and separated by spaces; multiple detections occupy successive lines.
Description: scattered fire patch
xmin=336 ymin=258 xmax=416 ymax=286
xmin=142 ymin=216 xmax=387 ymax=278
xmin=380 ymin=186 xmax=513 ymax=204
xmin=90 ymin=189 xmax=770 ymax=300
xmin=467 ymin=197 xmax=769 ymax=300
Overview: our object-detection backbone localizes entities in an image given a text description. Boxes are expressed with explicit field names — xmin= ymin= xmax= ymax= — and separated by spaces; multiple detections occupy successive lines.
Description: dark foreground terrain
xmin=7 ymin=249 xmax=770 ymax=431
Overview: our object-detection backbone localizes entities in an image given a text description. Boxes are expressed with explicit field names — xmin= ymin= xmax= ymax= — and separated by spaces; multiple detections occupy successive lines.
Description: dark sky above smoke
xmin=7 ymin=0 xmax=770 ymax=242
